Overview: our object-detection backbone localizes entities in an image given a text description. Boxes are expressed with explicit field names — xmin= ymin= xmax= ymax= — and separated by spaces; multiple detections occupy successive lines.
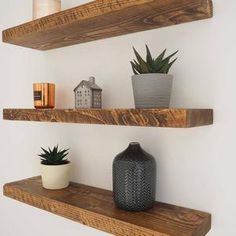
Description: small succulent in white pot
xmin=131 ymin=45 xmax=178 ymax=108
xmin=38 ymin=145 xmax=70 ymax=190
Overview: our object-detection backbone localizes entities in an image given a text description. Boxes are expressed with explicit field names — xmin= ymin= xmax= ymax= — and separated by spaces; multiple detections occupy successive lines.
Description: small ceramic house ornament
xmin=74 ymin=77 xmax=102 ymax=109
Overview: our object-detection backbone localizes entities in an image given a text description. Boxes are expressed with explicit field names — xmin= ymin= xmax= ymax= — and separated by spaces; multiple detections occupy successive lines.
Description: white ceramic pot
xmin=33 ymin=0 xmax=61 ymax=20
xmin=132 ymin=73 xmax=173 ymax=108
xmin=41 ymin=162 xmax=71 ymax=190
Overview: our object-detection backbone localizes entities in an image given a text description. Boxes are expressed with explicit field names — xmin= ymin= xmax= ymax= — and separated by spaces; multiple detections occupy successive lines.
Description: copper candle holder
xmin=33 ymin=83 xmax=55 ymax=109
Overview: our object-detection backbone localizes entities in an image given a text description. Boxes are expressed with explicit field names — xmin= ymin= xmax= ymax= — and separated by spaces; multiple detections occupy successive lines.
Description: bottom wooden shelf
xmin=4 ymin=177 xmax=211 ymax=236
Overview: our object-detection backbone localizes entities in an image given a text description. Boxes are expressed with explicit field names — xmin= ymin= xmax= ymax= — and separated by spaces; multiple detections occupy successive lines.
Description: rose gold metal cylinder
xmin=33 ymin=83 xmax=55 ymax=109
xmin=33 ymin=0 xmax=61 ymax=20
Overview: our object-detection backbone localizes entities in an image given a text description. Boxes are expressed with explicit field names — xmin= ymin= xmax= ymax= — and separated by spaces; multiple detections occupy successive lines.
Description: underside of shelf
xmin=2 ymin=0 xmax=213 ymax=50
xmin=4 ymin=176 xmax=211 ymax=236
xmin=3 ymin=108 xmax=213 ymax=128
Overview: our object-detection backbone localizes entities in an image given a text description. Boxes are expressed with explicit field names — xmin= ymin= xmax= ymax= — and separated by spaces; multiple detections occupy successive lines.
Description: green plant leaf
xmin=59 ymin=149 xmax=70 ymax=155
xmin=38 ymin=154 xmax=47 ymax=158
xmin=131 ymin=65 xmax=138 ymax=74
xmin=154 ymin=50 xmax=178 ymax=73
xmin=146 ymin=45 xmax=153 ymax=66
xmin=131 ymin=61 xmax=141 ymax=74
xmin=154 ymin=49 xmax=166 ymax=65
xmin=163 ymin=50 xmax=178 ymax=62
xmin=61 ymin=153 xmax=69 ymax=160
xmin=40 ymin=147 xmax=50 ymax=155
xmin=166 ymin=58 xmax=178 ymax=73
xmin=132 ymin=47 xmax=149 ymax=73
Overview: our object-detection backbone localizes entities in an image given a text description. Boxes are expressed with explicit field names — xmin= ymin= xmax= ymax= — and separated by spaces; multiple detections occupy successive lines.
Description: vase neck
xmin=128 ymin=142 xmax=142 ymax=152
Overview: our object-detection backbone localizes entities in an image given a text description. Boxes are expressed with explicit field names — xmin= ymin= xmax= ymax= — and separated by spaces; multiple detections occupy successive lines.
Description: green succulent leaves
xmin=38 ymin=145 xmax=69 ymax=165
xmin=131 ymin=45 xmax=178 ymax=75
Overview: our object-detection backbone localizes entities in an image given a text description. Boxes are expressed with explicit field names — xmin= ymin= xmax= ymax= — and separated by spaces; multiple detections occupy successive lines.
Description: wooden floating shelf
xmin=4 ymin=176 xmax=211 ymax=236
xmin=3 ymin=108 xmax=213 ymax=128
xmin=2 ymin=0 xmax=213 ymax=50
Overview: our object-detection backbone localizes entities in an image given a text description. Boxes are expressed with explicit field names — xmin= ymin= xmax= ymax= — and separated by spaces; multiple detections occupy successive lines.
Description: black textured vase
xmin=113 ymin=142 xmax=156 ymax=211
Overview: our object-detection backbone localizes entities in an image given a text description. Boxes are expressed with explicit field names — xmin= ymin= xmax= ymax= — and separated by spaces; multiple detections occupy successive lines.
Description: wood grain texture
xmin=2 ymin=0 xmax=213 ymax=50
xmin=3 ymin=108 xmax=213 ymax=128
xmin=4 ymin=176 xmax=211 ymax=236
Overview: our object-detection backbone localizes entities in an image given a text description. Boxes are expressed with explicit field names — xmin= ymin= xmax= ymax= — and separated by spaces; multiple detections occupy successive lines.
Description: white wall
xmin=0 ymin=0 xmax=235 ymax=235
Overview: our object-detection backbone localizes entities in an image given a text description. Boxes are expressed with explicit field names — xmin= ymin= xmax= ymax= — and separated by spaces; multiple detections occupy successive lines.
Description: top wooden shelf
xmin=3 ymin=108 xmax=213 ymax=128
xmin=2 ymin=0 xmax=213 ymax=50
xmin=4 ymin=176 xmax=211 ymax=236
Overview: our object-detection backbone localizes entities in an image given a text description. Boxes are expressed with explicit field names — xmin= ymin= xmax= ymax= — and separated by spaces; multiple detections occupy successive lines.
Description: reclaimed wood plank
xmin=4 ymin=177 xmax=211 ymax=236
xmin=3 ymin=108 xmax=213 ymax=128
xmin=2 ymin=0 xmax=213 ymax=50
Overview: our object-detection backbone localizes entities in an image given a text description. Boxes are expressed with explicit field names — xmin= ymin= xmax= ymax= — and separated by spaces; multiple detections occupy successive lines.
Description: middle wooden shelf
xmin=3 ymin=108 xmax=213 ymax=128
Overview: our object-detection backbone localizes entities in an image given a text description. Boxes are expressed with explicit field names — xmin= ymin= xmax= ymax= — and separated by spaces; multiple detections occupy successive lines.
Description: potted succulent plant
xmin=131 ymin=45 xmax=178 ymax=108
xmin=38 ymin=145 xmax=70 ymax=190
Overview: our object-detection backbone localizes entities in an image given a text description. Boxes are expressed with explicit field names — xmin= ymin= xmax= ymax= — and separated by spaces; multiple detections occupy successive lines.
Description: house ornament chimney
xmin=89 ymin=76 xmax=95 ymax=84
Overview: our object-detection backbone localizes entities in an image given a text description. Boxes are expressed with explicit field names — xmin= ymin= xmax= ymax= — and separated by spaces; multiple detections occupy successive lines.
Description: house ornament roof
xmin=74 ymin=77 xmax=102 ymax=92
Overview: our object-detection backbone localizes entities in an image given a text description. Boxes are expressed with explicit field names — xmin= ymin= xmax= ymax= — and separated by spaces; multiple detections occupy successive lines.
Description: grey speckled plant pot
xmin=132 ymin=73 xmax=173 ymax=108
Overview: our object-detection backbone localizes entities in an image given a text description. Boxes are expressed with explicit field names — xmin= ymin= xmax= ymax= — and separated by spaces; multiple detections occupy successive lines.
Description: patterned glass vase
xmin=113 ymin=142 xmax=156 ymax=211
